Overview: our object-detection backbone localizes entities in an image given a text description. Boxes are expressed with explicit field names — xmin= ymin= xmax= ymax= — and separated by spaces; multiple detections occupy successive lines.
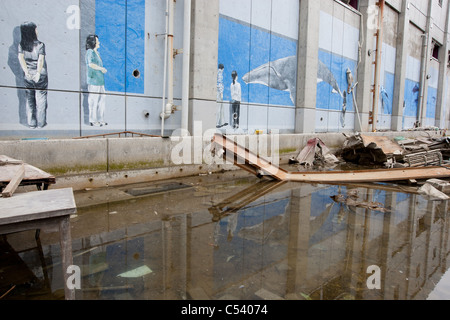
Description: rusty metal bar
xmin=73 ymin=131 xmax=161 ymax=139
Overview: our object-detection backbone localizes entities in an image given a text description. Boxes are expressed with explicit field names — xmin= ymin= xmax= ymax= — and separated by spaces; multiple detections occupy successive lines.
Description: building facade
xmin=0 ymin=0 xmax=449 ymax=139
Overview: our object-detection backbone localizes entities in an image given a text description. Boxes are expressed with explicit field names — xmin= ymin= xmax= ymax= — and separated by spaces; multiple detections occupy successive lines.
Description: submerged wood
xmin=212 ymin=134 xmax=450 ymax=183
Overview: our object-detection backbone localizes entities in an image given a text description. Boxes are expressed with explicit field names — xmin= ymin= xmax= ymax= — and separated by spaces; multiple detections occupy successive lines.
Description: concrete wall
xmin=0 ymin=0 xmax=186 ymax=139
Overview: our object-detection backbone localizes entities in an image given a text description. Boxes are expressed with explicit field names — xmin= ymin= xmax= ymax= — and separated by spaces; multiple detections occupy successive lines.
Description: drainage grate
xmin=125 ymin=182 xmax=191 ymax=197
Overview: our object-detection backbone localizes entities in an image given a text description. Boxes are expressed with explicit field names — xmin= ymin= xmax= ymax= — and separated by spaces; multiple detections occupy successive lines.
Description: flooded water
xmin=1 ymin=169 xmax=449 ymax=300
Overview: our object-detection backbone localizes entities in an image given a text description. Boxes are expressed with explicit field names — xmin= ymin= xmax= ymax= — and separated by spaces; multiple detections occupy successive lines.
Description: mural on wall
xmin=425 ymin=66 xmax=439 ymax=126
xmin=242 ymin=55 xmax=298 ymax=105
xmin=94 ymin=0 xmax=145 ymax=95
xmin=216 ymin=63 xmax=227 ymax=128
xmin=317 ymin=9 xmax=360 ymax=132
xmin=230 ymin=70 xmax=242 ymax=129
xmin=78 ymin=0 xmax=147 ymax=128
xmin=85 ymin=34 xmax=108 ymax=127
xmin=17 ymin=21 xmax=48 ymax=129
xmin=403 ymin=56 xmax=421 ymax=129
xmin=0 ymin=0 xmax=182 ymax=138
xmin=218 ymin=0 xmax=299 ymax=132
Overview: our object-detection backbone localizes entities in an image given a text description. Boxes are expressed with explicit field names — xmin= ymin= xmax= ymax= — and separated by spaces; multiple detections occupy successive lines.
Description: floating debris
xmin=418 ymin=183 xmax=450 ymax=201
xmin=117 ymin=265 xmax=153 ymax=278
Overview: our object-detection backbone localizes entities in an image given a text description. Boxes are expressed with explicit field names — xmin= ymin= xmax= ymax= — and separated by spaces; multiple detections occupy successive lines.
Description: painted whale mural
xmin=242 ymin=55 xmax=343 ymax=105
xmin=242 ymin=56 xmax=297 ymax=104
xmin=317 ymin=60 xmax=343 ymax=98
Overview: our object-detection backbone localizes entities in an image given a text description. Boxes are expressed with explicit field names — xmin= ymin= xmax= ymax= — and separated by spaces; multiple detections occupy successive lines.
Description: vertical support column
xmin=436 ymin=1 xmax=450 ymax=129
xmin=59 ymin=216 xmax=74 ymax=300
xmin=355 ymin=0 xmax=378 ymax=132
xmin=285 ymin=188 xmax=311 ymax=298
xmin=392 ymin=0 xmax=410 ymax=131
xmin=295 ymin=0 xmax=320 ymax=134
xmin=189 ymin=0 xmax=219 ymax=134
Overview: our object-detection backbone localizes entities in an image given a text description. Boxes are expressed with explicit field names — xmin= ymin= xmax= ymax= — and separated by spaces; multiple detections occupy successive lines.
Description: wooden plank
xmin=0 ymin=188 xmax=77 ymax=225
xmin=286 ymin=166 xmax=450 ymax=183
xmin=360 ymin=135 xmax=403 ymax=155
xmin=2 ymin=164 xmax=25 ymax=198
xmin=0 ymin=155 xmax=55 ymax=188
xmin=213 ymin=134 xmax=288 ymax=180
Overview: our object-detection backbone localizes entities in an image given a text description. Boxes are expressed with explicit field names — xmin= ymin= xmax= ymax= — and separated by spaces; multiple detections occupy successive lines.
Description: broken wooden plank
xmin=287 ymin=166 xmax=450 ymax=183
xmin=0 ymin=155 xmax=56 ymax=190
xmin=213 ymin=133 xmax=289 ymax=181
xmin=2 ymin=164 xmax=25 ymax=198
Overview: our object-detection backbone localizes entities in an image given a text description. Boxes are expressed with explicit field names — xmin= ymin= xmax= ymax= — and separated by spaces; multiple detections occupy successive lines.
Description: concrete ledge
xmin=0 ymin=130 xmax=445 ymax=191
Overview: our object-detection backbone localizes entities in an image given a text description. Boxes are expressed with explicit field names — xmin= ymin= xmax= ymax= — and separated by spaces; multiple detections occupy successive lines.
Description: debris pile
xmin=289 ymin=138 xmax=339 ymax=167
xmin=330 ymin=189 xmax=391 ymax=213
xmin=339 ymin=134 xmax=450 ymax=168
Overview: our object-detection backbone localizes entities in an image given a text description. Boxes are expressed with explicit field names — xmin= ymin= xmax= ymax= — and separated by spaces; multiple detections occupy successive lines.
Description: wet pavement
xmin=1 ymin=169 xmax=449 ymax=300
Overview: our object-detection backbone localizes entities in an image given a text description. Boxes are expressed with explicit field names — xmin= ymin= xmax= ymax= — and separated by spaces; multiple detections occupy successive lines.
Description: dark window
xmin=340 ymin=0 xmax=359 ymax=10
xmin=432 ymin=41 xmax=440 ymax=60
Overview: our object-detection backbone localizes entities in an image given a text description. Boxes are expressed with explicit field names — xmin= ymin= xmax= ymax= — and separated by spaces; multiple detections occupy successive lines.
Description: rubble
xmin=330 ymin=189 xmax=391 ymax=213
xmin=289 ymin=138 xmax=339 ymax=167
xmin=418 ymin=183 xmax=450 ymax=201
xmin=340 ymin=133 xmax=450 ymax=169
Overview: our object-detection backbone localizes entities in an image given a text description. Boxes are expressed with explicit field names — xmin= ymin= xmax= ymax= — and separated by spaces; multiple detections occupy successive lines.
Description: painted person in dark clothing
xmin=18 ymin=22 xmax=48 ymax=129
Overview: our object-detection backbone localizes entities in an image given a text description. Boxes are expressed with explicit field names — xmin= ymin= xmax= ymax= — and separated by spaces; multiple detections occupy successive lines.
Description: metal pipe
xmin=371 ymin=0 xmax=384 ymax=132
xmin=417 ymin=0 xmax=433 ymax=127
xmin=167 ymin=0 xmax=175 ymax=112
xmin=181 ymin=0 xmax=191 ymax=135
xmin=160 ymin=0 xmax=169 ymax=136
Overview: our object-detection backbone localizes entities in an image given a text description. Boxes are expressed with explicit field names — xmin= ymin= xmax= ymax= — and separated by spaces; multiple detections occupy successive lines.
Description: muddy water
xmin=1 ymin=170 xmax=449 ymax=300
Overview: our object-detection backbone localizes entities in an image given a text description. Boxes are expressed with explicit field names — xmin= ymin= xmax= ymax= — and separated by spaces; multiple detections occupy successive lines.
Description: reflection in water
xmin=1 ymin=173 xmax=449 ymax=300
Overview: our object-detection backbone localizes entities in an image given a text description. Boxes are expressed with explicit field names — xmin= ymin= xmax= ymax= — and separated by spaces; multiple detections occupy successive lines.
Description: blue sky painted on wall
xmin=218 ymin=16 xmax=297 ymax=107
xmin=95 ymin=0 xmax=145 ymax=94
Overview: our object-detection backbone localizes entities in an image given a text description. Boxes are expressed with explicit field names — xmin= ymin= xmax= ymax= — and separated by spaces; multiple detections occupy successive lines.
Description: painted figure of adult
xmin=216 ymin=63 xmax=228 ymax=128
xmin=230 ymin=70 xmax=241 ymax=129
xmin=18 ymin=22 xmax=48 ymax=129
xmin=85 ymin=34 xmax=107 ymax=127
